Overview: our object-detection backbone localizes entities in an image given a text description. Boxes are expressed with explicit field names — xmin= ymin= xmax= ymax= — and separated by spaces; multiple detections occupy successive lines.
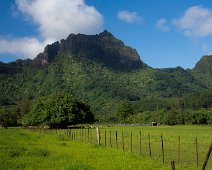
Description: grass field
xmin=55 ymin=125 xmax=212 ymax=169
xmin=99 ymin=125 xmax=212 ymax=167
xmin=0 ymin=126 xmax=211 ymax=170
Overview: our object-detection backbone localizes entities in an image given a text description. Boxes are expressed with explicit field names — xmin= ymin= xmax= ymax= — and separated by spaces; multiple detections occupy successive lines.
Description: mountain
xmin=30 ymin=30 xmax=146 ymax=70
xmin=0 ymin=31 xmax=211 ymax=121
xmin=192 ymin=55 xmax=212 ymax=87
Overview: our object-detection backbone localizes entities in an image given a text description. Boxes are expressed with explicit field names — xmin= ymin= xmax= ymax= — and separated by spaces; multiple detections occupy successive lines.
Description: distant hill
xmin=192 ymin=55 xmax=212 ymax=87
xmin=0 ymin=31 xmax=211 ymax=120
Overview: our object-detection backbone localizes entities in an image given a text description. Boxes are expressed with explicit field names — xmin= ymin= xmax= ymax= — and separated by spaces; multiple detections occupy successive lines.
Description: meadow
xmin=0 ymin=126 xmax=211 ymax=170
xmin=57 ymin=125 xmax=212 ymax=169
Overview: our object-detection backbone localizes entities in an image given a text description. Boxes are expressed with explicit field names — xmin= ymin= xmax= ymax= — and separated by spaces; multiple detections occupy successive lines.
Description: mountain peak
xmin=192 ymin=55 xmax=212 ymax=87
xmin=193 ymin=55 xmax=212 ymax=74
xmin=33 ymin=31 xmax=148 ymax=70
xmin=99 ymin=30 xmax=114 ymax=37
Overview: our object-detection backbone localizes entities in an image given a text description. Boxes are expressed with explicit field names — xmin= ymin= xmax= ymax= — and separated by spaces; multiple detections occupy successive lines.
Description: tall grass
xmin=56 ymin=125 xmax=212 ymax=169
xmin=0 ymin=126 xmax=211 ymax=170
xmin=0 ymin=128 xmax=169 ymax=170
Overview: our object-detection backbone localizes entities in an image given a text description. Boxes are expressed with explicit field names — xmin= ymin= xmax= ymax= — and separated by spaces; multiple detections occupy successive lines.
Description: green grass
xmin=100 ymin=125 xmax=212 ymax=169
xmin=0 ymin=126 xmax=211 ymax=170
xmin=62 ymin=125 xmax=212 ymax=169
xmin=0 ymin=128 xmax=169 ymax=170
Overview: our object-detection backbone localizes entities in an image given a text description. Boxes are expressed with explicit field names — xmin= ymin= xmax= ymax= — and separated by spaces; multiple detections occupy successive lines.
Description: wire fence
xmin=28 ymin=127 xmax=212 ymax=169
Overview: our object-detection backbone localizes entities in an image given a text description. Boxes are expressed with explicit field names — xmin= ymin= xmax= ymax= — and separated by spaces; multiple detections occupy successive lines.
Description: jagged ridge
xmin=34 ymin=30 xmax=147 ymax=70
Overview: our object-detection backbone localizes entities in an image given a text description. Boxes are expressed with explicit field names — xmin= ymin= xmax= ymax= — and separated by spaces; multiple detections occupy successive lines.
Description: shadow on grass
xmin=5 ymin=147 xmax=27 ymax=158
xmin=65 ymin=162 xmax=93 ymax=170
xmin=26 ymin=148 xmax=50 ymax=157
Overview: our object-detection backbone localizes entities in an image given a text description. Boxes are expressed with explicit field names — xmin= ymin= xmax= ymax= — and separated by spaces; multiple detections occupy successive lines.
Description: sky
xmin=1 ymin=0 xmax=212 ymax=69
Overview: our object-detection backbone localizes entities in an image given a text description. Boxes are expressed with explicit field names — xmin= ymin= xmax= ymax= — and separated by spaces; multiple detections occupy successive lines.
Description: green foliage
xmin=23 ymin=93 xmax=94 ymax=128
xmin=18 ymin=96 xmax=32 ymax=116
xmin=137 ymin=108 xmax=212 ymax=125
xmin=0 ymin=107 xmax=17 ymax=128
xmin=180 ymin=89 xmax=212 ymax=109
xmin=192 ymin=55 xmax=212 ymax=87
xmin=137 ymin=109 xmax=166 ymax=124
xmin=0 ymin=34 xmax=212 ymax=124
xmin=182 ymin=109 xmax=212 ymax=124
xmin=116 ymin=101 xmax=135 ymax=123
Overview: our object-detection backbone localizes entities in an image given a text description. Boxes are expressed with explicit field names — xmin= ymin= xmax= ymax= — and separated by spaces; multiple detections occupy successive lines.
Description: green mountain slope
xmin=191 ymin=55 xmax=212 ymax=87
xmin=0 ymin=31 xmax=211 ymax=121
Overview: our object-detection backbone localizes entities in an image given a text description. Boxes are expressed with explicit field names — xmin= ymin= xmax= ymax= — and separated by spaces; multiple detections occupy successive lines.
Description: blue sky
xmin=1 ymin=0 xmax=212 ymax=68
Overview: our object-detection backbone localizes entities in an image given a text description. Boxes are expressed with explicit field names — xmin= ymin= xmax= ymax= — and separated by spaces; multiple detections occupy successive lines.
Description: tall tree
xmin=116 ymin=101 xmax=135 ymax=124
xmin=0 ymin=107 xmax=17 ymax=128
xmin=23 ymin=92 xmax=94 ymax=128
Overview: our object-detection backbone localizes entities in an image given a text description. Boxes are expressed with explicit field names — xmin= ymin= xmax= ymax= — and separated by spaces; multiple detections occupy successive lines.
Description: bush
xmin=22 ymin=92 xmax=94 ymax=128
xmin=0 ymin=107 xmax=17 ymax=128
xmin=116 ymin=101 xmax=135 ymax=124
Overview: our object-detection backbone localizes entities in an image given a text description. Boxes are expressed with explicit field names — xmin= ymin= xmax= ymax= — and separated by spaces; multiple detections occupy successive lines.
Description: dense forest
xmin=0 ymin=31 xmax=212 ymax=127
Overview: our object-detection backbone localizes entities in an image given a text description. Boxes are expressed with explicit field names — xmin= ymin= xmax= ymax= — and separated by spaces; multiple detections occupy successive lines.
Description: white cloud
xmin=0 ymin=0 xmax=103 ymax=60
xmin=118 ymin=10 xmax=141 ymax=23
xmin=16 ymin=0 xmax=103 ymax=41
xmin=0 ymin=37 xmax=45 ymax=59
xmin=201 ymin=43 xmax=212 ymax=55
xmin=155 ymin=18 xmax=169 ymax=32
xmin=172 ymin=6 xmax=212 ymax=37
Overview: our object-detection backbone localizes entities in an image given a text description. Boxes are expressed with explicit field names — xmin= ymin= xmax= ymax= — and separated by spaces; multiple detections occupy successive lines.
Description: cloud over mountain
xmin=16 ymin=0 xmax=103 ymax=41
xmin=0 ymin=37 xmax=45 ymax=59
xmin=0 ymin=0 xmax=103 ymax=59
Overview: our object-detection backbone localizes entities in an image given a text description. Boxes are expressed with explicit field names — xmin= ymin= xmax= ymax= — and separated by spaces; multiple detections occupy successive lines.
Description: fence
xmin=29 ymin=127 xmax=212 ymax=169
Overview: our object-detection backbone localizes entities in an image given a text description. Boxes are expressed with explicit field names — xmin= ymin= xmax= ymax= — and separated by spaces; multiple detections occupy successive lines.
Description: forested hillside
xmin=0 ymin=31 xmax=211 ymax=125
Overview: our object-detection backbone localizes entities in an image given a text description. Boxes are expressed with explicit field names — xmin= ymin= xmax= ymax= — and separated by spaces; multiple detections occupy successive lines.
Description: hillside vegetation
xmin=0 ymin=31 xmax=212 ymax=125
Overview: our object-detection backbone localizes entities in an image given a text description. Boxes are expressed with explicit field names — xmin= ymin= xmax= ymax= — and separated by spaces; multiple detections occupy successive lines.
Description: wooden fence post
xmin=122 ymin=131 xmax=124 ymax=151
xmin=139 ymin=131 xmax=142 ymax=155
xmin=96 ymin=127 xmax=101 ymax=145
xmin=85 ymin=128 xmax=86 ymax=142
xmin=131 ymin=131 xmax=133 ymax=153
xmin=110 ymin=130 xmax=112 ymax=147
xmin=88 ymin=128 xmax=90 ymax=143
xmin=178 ymin=136 xmax=180 ymax=165
xmin=148 ymin=133 xmax=151 ymax=157
xmin=105 ymin=130 xmax=106 ymax=146
xmin=90 ymin=128 xmax=92 ymax=144
xmin=171 ymin=161 xmax=175 ymax=170
xmin=161 ymin=134 xmax=164 ymax=163
xmin=202 ymin=142 xmax=212 ymax=170
xmin=116 ymin=131 xmax=118 ymax=149
xmin=81 ymin=128 xmax=83 ymax=142
xmin=196 ymin=137 xmax=199 ymax=167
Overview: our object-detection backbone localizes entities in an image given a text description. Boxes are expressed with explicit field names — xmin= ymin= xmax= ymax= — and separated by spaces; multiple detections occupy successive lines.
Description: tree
xmin=116 ymin=101 xmax=135 ymax=124
xmin=23 ymin=92 xmax=94 ymax=128
xmin=0 ymin=107 xmax=17 ymax=128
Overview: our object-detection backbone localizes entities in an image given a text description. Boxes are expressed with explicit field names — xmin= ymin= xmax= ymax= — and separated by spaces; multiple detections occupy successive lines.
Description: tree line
xmin=115 ymin=89 xmax=212 ymax=125
xmin=0 ymin=89 xmax=212 ymax=127
xmin=0 ymin=92 xmax=94 ymax=128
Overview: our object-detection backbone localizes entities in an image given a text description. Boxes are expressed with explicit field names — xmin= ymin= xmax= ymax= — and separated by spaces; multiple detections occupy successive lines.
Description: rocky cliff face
xmin=0 ymin=31 xmax=147 ymax=73
xmin=32 ymin=30 xmax=147 ymax=70
xmin=193 ymin=55 xmax=212 ymax=74
xmin=192 ymin=55 xmax=212 ymax=87
xmin=33 ymin=41 xmax=60 ymax=68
